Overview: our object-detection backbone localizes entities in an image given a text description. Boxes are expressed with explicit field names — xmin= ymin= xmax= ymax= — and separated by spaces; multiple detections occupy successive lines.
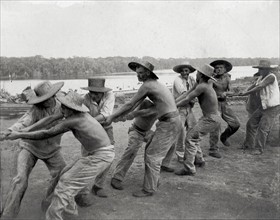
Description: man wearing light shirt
xmin=172 ymin=62 xmax=197 ymax=163
xmin=82 ymin=78 xmax=115 ymax=144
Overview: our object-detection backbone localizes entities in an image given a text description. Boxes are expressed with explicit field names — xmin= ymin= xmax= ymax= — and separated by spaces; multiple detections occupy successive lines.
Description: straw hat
xmin=81 ymin=78 xmax=112 ymax=93
xmin=173 ymin=62 xmax=196 ymax=73
xmin=210 ymin=60 xmax=233 ymax=72
xmin=252 ymin=60 xmax=276 ymax=69
xmin=195 ymin=64 xmax=217 ymax=82
xmin=56 ymin=91 xmax=89 ymax=112
xmin=128 ymin=61 xmax=159 ymax=79
xmin=27 ymin=81 xmax=64 ymax=105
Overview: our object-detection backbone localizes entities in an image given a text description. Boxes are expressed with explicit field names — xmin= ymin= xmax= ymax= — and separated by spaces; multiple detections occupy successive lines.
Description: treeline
xmin=0 ymin=55 xmax=279 ymax=80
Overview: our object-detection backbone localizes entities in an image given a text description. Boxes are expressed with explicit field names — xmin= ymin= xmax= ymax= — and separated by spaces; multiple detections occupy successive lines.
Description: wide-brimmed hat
xmin=252 ymin=60 xmax=276 ymax=69
xmin=210 ymin=60 xmax=233 ymax=72
xmin=27 ymin=81 xmax=64 ymax=105
xmin=128 ymin=61 xmax=159 ymax=79
xmin=173 ymin=62 xmax=196 ymax=73
xmin=195 ymin=64 xmax=217 ymax=82
xmin=81 ymin=78 xmax=112 ymax=93
xmin=56 ymin=91 xmax=89 ymax=112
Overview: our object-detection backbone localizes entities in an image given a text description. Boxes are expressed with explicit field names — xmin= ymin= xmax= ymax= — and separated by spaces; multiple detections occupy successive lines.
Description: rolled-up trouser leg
xmin=184 ymin=115 xmax=221 ymax=173
xmin=43 ymin=151 xmax=66 ymax=201
xmin=175 ymin=109 xmax=187 ymax=159
xmin=46 ymin=147 xmax=114 ymax=220
xmin=143 ymin=117 xmax=180 ymax=193
xmin=243 ymin=108 xmax=262 ymax=148
xmin=113 ymin=128 xmax=145 ymax=181
xmin=2 ymin=149 xmax=37 ymax=218
xmin=254 ymin=106 xmax=279 ymax=151
xmin=220 ymin=102 xmax=240 ymax=140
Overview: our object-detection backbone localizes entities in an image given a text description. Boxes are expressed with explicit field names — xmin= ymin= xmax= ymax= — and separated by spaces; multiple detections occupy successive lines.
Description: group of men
xmin=0 ymin=59 xmax=279 ymax=220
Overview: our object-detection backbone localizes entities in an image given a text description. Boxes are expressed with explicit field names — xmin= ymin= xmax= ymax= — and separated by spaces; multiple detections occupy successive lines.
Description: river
xmin=0 ymin=66 xmax=257 ymax=96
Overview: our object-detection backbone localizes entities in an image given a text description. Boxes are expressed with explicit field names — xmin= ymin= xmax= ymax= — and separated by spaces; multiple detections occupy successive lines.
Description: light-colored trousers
xmin=113 ymin=125 xmax=154 ymax=182
xmin=243 ymin=105 xmax=280 ymax=151
xmin=144 ymin=116 xmax=181 ymax=193
xmin=46 ymin=146 xmax=115 ymax=220
xmin=1 ymin=148 xmax=66 ymax=218
xmin=175 ymin=107 xmax=197 ymax=159
xmin=210 ymin=101 xmax=240 ymax=147
xmin=184 ymin=114 xmax=221 ymax=173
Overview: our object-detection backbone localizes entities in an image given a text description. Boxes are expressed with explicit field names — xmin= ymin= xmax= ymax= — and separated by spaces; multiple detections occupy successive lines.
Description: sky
xmin=1 ymin=0 xmax=279 ymax=59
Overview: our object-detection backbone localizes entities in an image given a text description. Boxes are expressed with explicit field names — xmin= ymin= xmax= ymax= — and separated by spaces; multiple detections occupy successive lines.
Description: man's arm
xmin=239 ymin=75 xmax=275 ymax=96
xmin=105 ymin=85 xmax=147 ymax=124
xmin=5 ymin=120 xmax=70 ymax=141
xmin=176 ymin=82 xmax=198 ymax=103
xmin=176 ymin=85 xmax=203 ymax=107
xmin=21 ymin=114 xmax=64 ymax=132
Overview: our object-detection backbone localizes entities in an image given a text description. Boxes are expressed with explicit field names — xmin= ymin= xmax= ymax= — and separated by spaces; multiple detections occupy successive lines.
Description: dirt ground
xmin=0 ymin=102 xmax=279 ymax=220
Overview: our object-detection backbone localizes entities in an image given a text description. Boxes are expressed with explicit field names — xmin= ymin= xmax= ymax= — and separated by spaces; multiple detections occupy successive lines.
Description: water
xmin=0 ymin=66 xmax=257 ymax=96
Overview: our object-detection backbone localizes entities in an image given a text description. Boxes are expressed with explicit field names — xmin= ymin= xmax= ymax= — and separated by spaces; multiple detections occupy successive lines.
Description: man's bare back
xmin=137 ymin=80 xmax=177 ymax=118
xmin=5 ymin=112 xmax=111 ymax=153
xmin=197 ymin=82 xmax=219 ymax=116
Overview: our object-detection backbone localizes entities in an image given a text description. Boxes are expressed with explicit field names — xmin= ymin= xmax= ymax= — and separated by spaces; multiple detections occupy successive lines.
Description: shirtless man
xmin=3 ymin=91 xmax=115 ymax=220
xmin=105 ymin=61 xmax=181 ymax=197
xmin=111 ymin=99 xmax=157 ymax=190
xmin=111 ymin=98 xmax=177 ymax=189
xmin=209 ymin=60 xmax=240 ymax=157
xmin=175 ymin=64 xmax=221 ymax=176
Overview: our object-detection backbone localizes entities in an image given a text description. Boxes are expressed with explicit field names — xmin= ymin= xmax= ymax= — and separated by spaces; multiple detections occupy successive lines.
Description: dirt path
xmin=0 ymin=103 xmax=279 ymax=219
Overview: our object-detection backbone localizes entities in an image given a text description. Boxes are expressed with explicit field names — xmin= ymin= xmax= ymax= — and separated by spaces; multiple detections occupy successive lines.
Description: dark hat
xmin=252 ymin=60 xmax=276 ymax=69
xmin=27 ymin=81 xmax=64 ymax=105
xmin=56 ymin=91 xmax=89 ymax=112
xmin=81 ymin=78 xmax=112 ymax=93
xmin=210 ymin=60 xmax=233 ymax=72
xmin=173 ymin=62 xmax=196 ymax=73
xmin=195 ymin=64 xmax=217 ymax=82
xmin=128 ymin=61 xmax=159 ymax=79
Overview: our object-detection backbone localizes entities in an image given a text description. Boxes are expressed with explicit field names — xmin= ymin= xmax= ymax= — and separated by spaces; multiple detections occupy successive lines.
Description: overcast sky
xmin=1 ymin=0 xmax=279 ymax=59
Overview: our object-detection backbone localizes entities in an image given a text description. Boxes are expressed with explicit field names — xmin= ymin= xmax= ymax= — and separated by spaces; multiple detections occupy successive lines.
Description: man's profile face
xmin=214 ymin=64 xmax=227 ymax=75
xmin=180 ymin=67 xmax=191 ymax=79
xmin=89 ymin=91 xmax=104 ymax=103
xmin=196 ymin=72 xmax=202 ymax=83
xmin=258 ymin=68 xmax=270 ymax=75
xmin=136 ymin=66 xmax=149 ymax=82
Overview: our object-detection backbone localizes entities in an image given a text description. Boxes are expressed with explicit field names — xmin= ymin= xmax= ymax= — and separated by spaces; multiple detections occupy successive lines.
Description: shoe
xmin=209 ymin=151 xmax=222 ymax=159
xmin=161 ymin=166 xmax=174 ymax=173
xmin=175 ymin=168 xmax=195 ymax=176
xmin=194 ymin=160 xmax=206 ymax=167
xmin=220 ymin=134 xmax=230 ymax=147
xmin=75 ymin=194 xmax=95 ymax=207
xmin=111 ymin=178 xmax=124 ymax=190
xmin=92 ymin=185 xmax=108 ymax=198
xmin=250 ymin=149 xmax=263 ymax=155
xmin=133 ymin=189 xmax=153 ymax=197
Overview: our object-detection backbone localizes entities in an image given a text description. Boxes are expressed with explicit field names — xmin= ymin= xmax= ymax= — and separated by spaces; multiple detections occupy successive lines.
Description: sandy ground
xmin=0 ymin=103 xmax=280 ymax=220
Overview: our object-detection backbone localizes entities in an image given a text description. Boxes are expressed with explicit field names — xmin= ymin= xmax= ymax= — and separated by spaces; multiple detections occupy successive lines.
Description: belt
xmin=158 ymin=111 xmax=179 ymax=122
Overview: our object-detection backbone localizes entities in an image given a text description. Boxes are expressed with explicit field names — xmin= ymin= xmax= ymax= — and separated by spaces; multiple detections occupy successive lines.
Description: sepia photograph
xmin=0 ymin=0 xmax=279 ymax=219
